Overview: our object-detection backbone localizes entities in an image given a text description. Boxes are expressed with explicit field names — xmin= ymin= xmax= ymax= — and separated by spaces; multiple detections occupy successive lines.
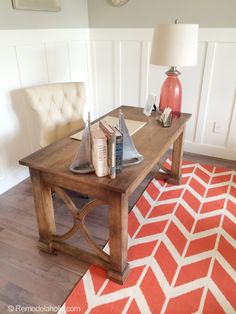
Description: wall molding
xmin=0 ymin=28 xmax=90 ymax=46
xmin=194 ymin=42 xmax=216 ymax=144
xmin=90 ymin=28 xmax=236 ymax=42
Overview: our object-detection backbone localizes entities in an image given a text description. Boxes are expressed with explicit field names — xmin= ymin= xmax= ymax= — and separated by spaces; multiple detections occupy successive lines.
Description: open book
xmin=70 ymin=116 xmax=146 ymax=141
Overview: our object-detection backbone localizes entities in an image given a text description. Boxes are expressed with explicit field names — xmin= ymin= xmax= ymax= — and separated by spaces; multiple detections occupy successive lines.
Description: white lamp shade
xmin=150 ymin=24 xmax=199 ymax=67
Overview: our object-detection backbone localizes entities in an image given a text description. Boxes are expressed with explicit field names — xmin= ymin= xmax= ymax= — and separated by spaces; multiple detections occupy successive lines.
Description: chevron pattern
xmin=58 ymin=161 xmax=236 ymax=314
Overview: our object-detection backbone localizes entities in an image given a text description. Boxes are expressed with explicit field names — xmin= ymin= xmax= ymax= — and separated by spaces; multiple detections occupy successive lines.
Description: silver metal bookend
xmin=119 ymin=110 xmax=144 ymax=167
xmin=69 ymin=112 xmax=95 ymax=174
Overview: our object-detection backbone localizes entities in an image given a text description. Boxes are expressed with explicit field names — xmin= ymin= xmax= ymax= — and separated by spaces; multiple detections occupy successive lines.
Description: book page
xmin=71 ymin=116 xmax=146 ymax=141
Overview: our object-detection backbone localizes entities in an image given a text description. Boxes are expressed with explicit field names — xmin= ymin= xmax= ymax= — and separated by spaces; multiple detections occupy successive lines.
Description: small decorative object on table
xmin=69 ymin=113 xmax=95 ymax=174
xmin=119 ymin=110 xmax=144 ymax=166
xmin=143 ymin=94 xmax=157 ymax=116
xmin=158 ymin=107 xmax=172 ymax=127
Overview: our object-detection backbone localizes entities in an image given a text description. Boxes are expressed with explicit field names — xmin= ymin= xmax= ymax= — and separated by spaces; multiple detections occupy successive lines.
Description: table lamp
xmin=150 ymin=20 xmax=199 ymax=115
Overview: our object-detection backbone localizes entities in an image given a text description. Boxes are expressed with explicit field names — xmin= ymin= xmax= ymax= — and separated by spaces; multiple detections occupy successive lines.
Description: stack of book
xmin=91 ymin=121 xmax=123 ymax=179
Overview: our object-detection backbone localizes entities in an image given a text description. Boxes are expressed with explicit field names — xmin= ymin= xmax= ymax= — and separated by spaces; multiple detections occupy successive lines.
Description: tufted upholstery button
xmin=24 ymin=82 xmax=86 ymax=147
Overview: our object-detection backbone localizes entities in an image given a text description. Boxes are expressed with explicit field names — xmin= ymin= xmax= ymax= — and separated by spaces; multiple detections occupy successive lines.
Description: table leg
xmin=156 ymin=128 xmax=184 ymax=185
xmin=29 ymin=169 xmax=56 ymax=252
xmin=108 ymin=192 xmax=130 ymax=284
xmin=169 ymin=129 xmax=184 ymax=184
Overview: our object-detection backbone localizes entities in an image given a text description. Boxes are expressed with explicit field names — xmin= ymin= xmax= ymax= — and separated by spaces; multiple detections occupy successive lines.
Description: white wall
xmin=0 ymin=27 xmax=236 ymax=194
xmin=0 ymin=29 xmax=92 ymax=194
xmin=88 ymin=0 xmax=236 ymax=28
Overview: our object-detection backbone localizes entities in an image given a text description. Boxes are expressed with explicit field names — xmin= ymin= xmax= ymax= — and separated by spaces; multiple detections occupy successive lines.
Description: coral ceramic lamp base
xmin=159 ymin=67 xmax=182 ymax=116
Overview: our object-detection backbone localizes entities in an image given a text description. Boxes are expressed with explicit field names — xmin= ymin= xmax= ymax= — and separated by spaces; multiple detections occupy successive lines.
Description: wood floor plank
xmin=0 ymin=300 xmax=9 ymax=314
xmin=0 ymin=275 xmax=8 ymax=290
xmin=0 ymin=258 xmax=70 ymax=306
xmin=0 ymin=282 xmax=52 ymax=307
xmin=0 ymin=228 xmax=88 ymax=275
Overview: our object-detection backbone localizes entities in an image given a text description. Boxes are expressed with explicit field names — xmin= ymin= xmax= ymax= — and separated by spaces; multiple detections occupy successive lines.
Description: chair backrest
xmin=24 ymin=82 xmax=85 ymax=147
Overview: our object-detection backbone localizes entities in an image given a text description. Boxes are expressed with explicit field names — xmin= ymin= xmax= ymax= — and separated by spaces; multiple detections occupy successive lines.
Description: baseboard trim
xmin=0 ymin=167 xmax=29 ymax=195
xmin=184 ymin=142 xmax=236 ymax=162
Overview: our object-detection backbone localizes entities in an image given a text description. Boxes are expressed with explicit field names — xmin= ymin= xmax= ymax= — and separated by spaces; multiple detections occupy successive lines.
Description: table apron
xmin=40 ymin=171 xmax=125 ymax=205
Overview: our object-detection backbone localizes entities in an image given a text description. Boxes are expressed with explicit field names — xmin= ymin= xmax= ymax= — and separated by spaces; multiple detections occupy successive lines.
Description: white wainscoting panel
xmin=90 ymin=28 xmax=236 ymax=161
xmin=46 ymin=42 xmax=71 ymax=83
xmin=16 ymin=44 xmax=49 ymax=86
xmin=0 ymin=163 xmax=4 ymax=181
xmin=227 ymin=95 xmax=236 ymax=150
xmin=92 ymin=40 xmax=115 ymax=117
xmin=68 ymin=40 xmax=92 ymax=117
xmin=202 ymin=43 xmax=236 ymax=147
xmin=181 ymin=43 xmax=207 ymax=143
xmin=0 ymin=46 xmax=30 ymax=192
xmin=0 ymin=29 xmax=91 ymax=194
xmin=121 ymin=41 xmax=142 ymax=106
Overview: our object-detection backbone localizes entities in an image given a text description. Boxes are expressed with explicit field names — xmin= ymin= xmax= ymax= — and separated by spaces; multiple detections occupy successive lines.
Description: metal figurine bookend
xmin=119 ymin=110 xmax=144 ymax=167
xmin=69 ymin=112 xmax=95 ymax=174
xmin=158 ymin=107 xmax=172 ymax=127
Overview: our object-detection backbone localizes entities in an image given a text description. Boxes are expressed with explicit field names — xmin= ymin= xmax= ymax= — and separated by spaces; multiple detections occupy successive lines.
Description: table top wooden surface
xmin=19 ymin=106 xmax=191 ymax=195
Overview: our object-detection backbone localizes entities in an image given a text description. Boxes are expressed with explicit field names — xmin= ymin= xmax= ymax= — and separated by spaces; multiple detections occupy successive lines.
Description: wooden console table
xmin=19 ymin=106 xmax=191 ymax=284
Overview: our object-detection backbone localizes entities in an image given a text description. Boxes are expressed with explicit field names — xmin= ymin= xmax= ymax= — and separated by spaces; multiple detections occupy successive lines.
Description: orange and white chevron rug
xmin=58 ymin=161 xmax=236 ymax=314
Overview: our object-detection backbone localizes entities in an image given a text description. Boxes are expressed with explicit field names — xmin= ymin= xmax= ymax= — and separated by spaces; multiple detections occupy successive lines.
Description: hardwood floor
xmin=0 ymin=153 xmax=235 ymax=314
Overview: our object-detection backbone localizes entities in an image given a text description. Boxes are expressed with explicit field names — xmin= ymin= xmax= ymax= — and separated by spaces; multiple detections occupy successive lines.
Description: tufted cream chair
xmin=24 ymin=82 xmax=85 ymax=147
